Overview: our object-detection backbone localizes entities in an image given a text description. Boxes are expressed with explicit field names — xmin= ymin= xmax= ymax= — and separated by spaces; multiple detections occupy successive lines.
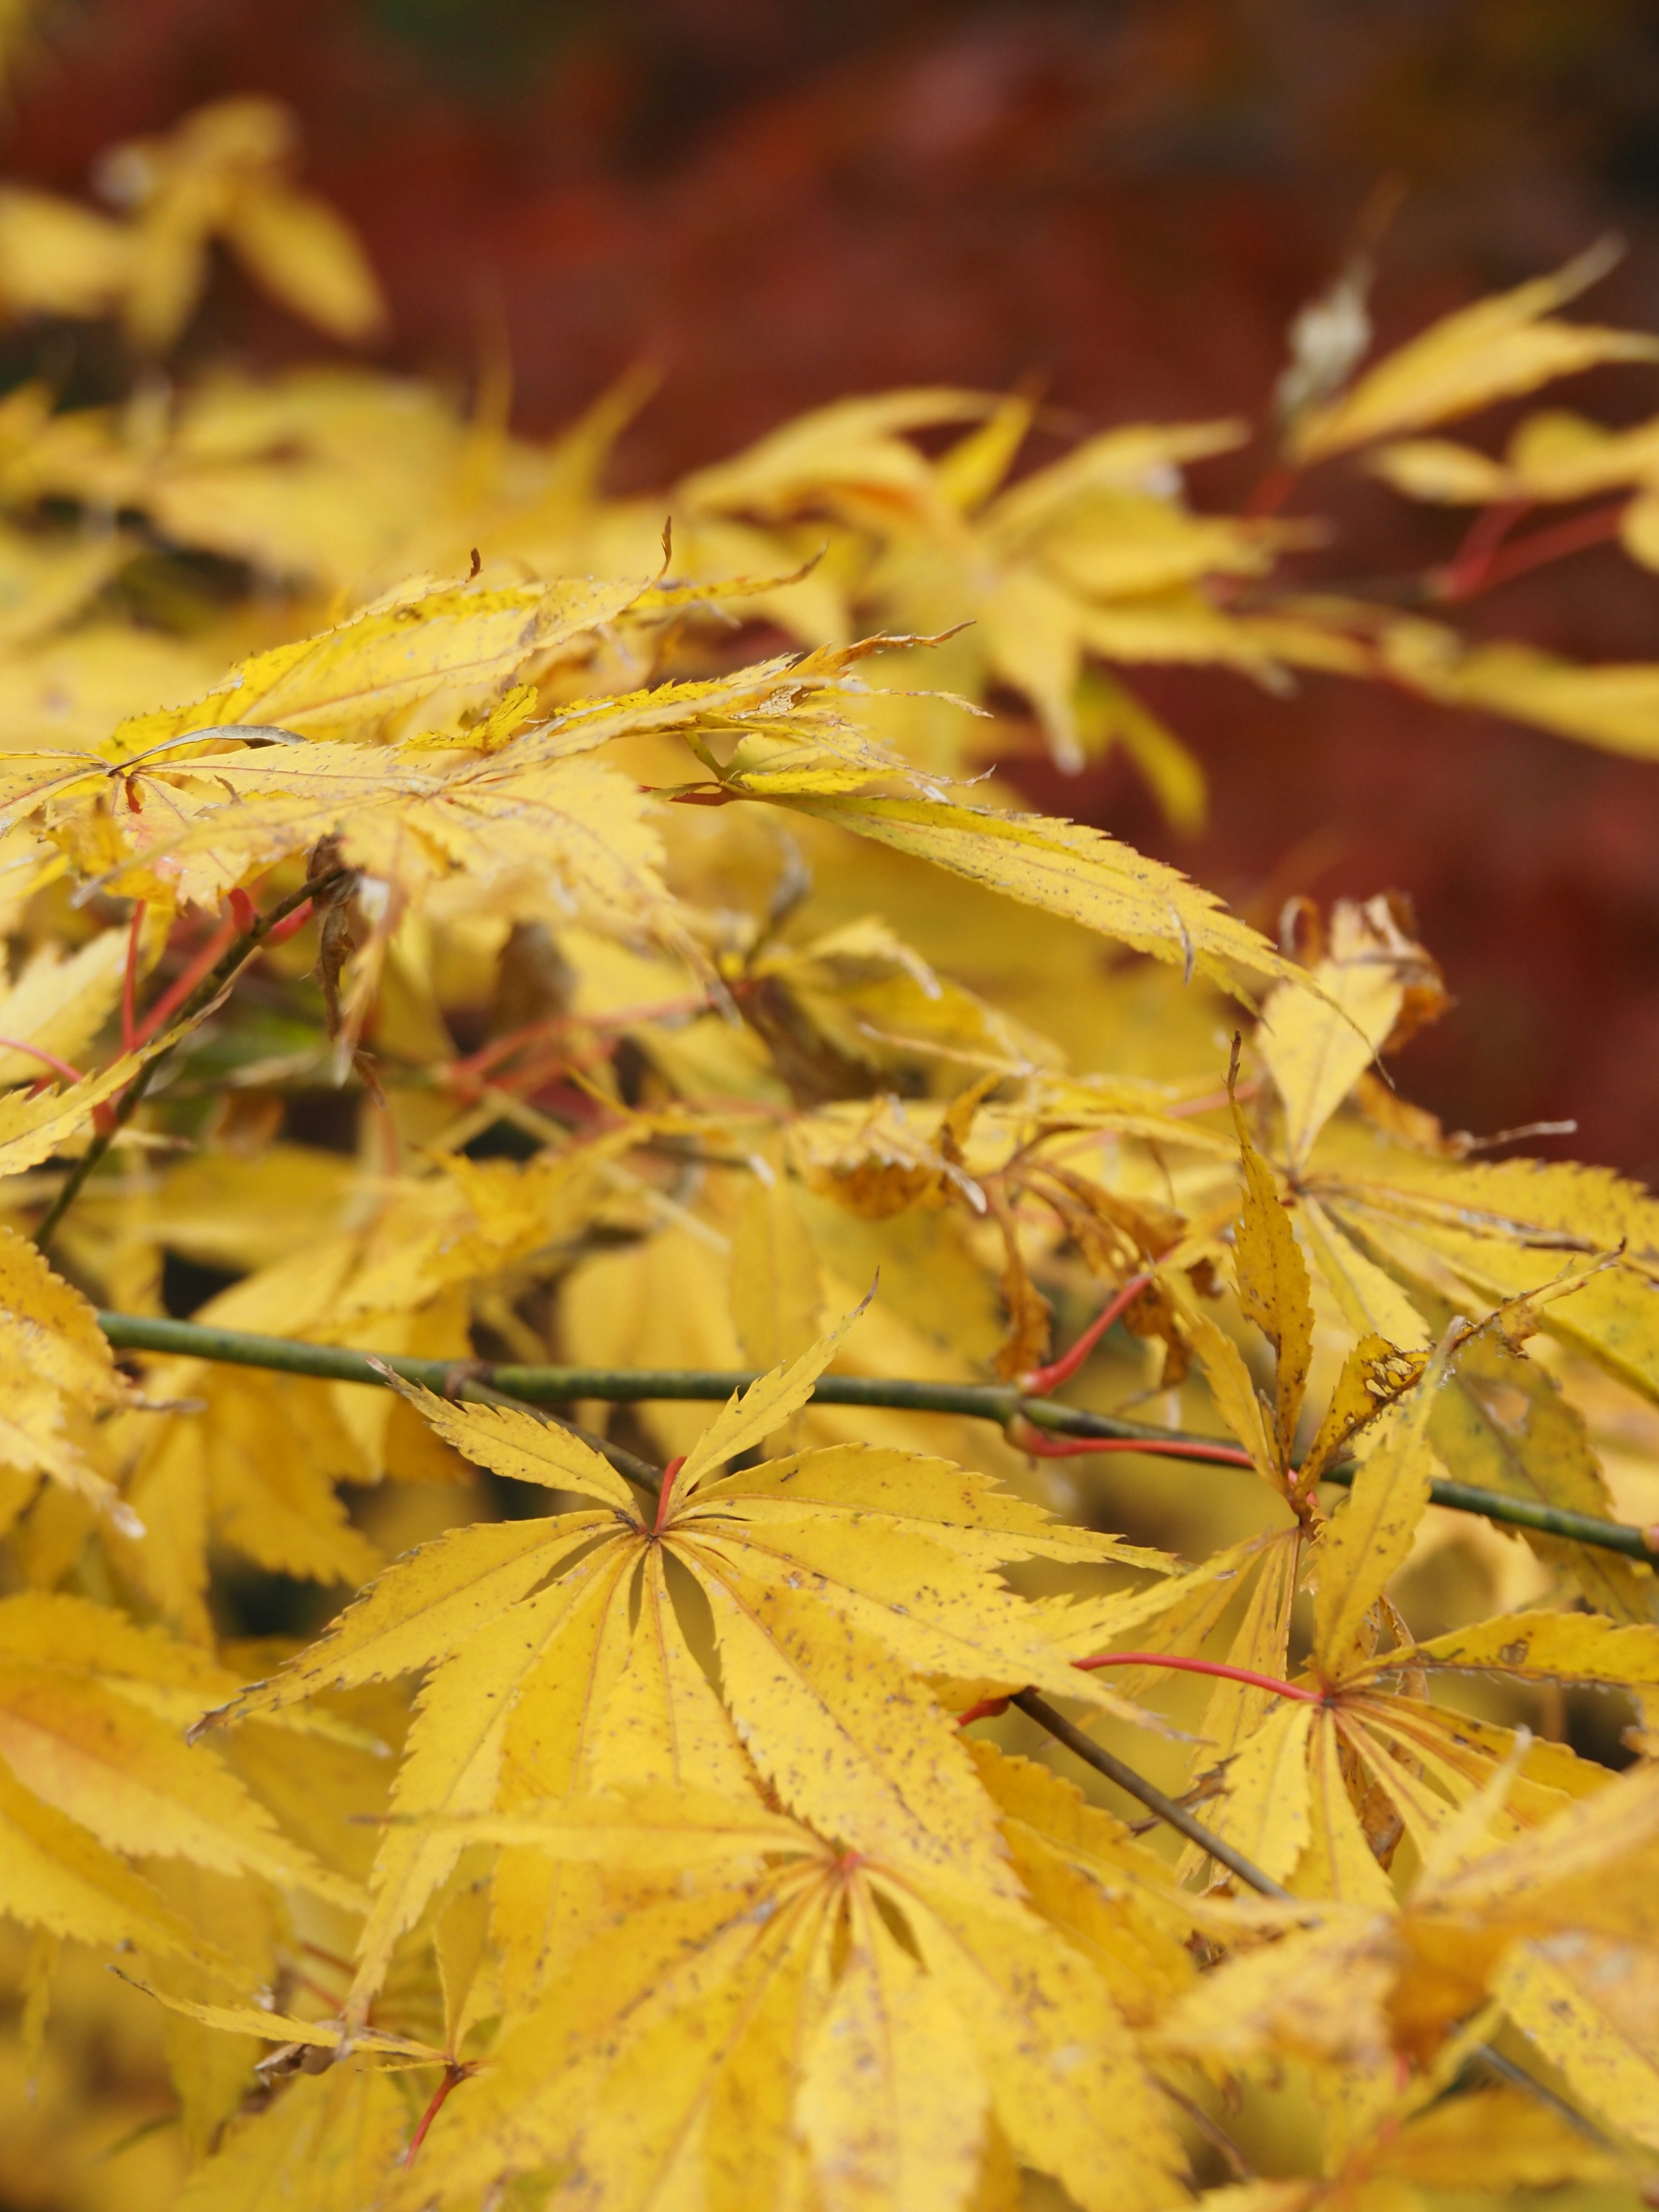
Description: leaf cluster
xmin=0 ymin=93 xmax=1658 ymax=2212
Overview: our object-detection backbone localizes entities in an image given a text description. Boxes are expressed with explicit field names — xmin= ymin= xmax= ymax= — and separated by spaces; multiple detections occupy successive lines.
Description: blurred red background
xmin=6 ymin=0 xmax=1659 ymax=1176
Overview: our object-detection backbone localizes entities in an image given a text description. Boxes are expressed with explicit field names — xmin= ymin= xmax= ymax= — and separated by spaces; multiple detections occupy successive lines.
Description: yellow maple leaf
xmin=375 ymin=1786 xmax=1183 ymax=2212
xmin=1288 ymin=242 xmax=1659 ymax=461
xmin=205 ymin=1314 xmax=1168 ymax=2019
xmin=1258 ymin=895 xmax=1447 ymax=1172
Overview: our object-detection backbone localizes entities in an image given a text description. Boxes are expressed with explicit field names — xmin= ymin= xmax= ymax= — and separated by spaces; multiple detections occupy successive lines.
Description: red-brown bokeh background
xmin=7 ymin=0 xmax=1659 ymax=1176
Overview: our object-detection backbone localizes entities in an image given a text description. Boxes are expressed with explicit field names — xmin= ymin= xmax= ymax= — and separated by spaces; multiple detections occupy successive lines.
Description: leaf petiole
xmin=1071 ymin=1651 xmax=1325 ymax=1702
xmin=33 ymin=865 xmax=351 ymax=1255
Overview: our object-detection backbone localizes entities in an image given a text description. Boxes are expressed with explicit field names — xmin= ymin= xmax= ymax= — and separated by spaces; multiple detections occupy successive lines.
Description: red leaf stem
xmin=653 ymin=1455 xmax=686 ymax=1535
xmin=1437 ymin=498 xmax=1629 ymax=601
xmin=404 ymin=2063 xmax=467 ymax=2169
xmin=1020 ymin=1271 xmax=1154 ymax=1396
xmin=955 ymin=1649 xmax=1321 ymax=1731
xmin=1072 ymin=1650 xmax=1323 ymax=1702
xmin=264 ymin=896 xmax=315 ymax=945
xmin=121 ymin=902 xmax=146 ymax=1052
xmin=0 ymin=1036 xmax=86 ymax=1087
xmin=131 ymin=914 xmax=240 ymax=1050
xmin=1439 ymin=498 xmax=1529 ymax=599
xmin=1011 ymin=1420 xmax=1256 ymax=1468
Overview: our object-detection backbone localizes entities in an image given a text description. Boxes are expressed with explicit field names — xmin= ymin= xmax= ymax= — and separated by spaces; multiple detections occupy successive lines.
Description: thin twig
xmin=33 ymin=868 xmax=350 ymax=1255
xmin=1157 ymin=2080 xmax=1254 ymax=2184
xmin=93 ymin=1310 xmax=1659 ymax=1562
xmin=1009 ymin=1694 xmax=1617 ymax=2151
xmin=1468 ymin=2043 xmax=1621 ymax=2151
xmin=1008 ymin=1690 xmax=1292 ymax=1898
xmin=1437 ymin=497 xmax=1528 ymax=600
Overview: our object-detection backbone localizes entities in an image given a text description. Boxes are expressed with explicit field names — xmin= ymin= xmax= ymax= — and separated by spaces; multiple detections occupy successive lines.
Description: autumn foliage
xmin=3 ymin=80 xmax=1659 ymax=2212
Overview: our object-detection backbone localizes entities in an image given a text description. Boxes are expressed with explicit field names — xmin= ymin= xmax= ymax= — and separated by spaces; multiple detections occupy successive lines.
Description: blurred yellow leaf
xmin=1290 ymin=243 xmax=1659 ymax=461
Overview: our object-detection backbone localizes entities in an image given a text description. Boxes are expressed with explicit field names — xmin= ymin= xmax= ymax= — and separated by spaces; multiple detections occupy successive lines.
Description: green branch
xmin=94 ymin=1309 xmax=1659 ymax=1562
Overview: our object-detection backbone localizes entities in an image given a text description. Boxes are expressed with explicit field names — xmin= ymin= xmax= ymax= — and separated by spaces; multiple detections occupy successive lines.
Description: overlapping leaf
xmin=370 ymin=1784 xmax=1184 ymax=2212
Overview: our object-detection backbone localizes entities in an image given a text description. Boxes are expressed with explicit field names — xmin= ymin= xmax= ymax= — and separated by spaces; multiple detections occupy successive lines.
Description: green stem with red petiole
xmin=92 ymin=1308 xmax=1659 ymax=1561
xmin=34 ymin=867 xmax=349 ymax=1255
xmin=1012 ymin=1424 xmax=1257 ymax=1468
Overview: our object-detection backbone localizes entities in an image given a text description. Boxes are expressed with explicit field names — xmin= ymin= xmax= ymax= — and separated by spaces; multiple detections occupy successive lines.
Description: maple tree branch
xmin=93 ymin=1311 xmax=1659 ymax=1563
xmin=1009 ymin=1691 xmax=1292 ymax=1897
xmin=33 ymin=868 xmax=353 ymax=1256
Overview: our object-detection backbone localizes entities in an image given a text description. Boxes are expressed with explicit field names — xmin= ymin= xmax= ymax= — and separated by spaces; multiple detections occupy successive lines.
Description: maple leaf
xmin=746 ymin=787 xmax=1308 ymax=999
xmin=1376 ymin=615 xmax=1659 ymax=761
xmin=1257 ymin=895 xmax=1447 ymax=1173
xmin=849 ymin=406 xmax=1302 ymax=775
xmin=0 ymin=1589 xmax=361 ymax=1982
xmin=165 ymin=2063 xmax=411 ymax=2212
xmin=0 ymin=1226 xmax=144 ymax=1526
xmin=0 ymin=922 xmax=128 ymax=1087
xmin=371 ymin=1785 xmax=1184 ymax=2212
xmin=1167 ymin=1352 xmax=1625 ymax=1901
xmin=1045 ymin=1134 xmax=1629 ymax=1907
xmin=204 ymin=1313 xmax=1171 ymax=2021
xmin=1368 ymin=403 xmax=1659 ymax=509
xmin=1418 ymin=1303 xmax=1656 ymax=1621
xmin=107 ymin=1141 xmax=627 ymax=1633
xmin=1163 ymin=1111 xmax=1425 ymax=1509
xmin=1287 ymin=241 xmax=1659 ymax=461
xmin=0 ymin=1043 xmax=150 ymax=1179
xmin=966 ymin=1741 xmax=1203 ymax=2025
xmin=106 ymin=571 xmax=649 ymax=757
xmin=0 ymin=99 xmax=385 ymax=351
xmin=1298 ymin=1128 xmax=1659 ymax=1404
xmin=1165 ymin=1754 xmax=1659 ymax=2164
